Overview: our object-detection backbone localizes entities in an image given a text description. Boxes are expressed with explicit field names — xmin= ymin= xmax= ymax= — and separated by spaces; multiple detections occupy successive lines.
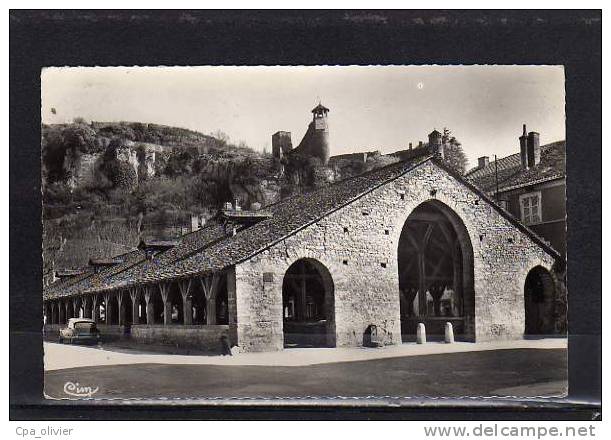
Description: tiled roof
xmin=43 ymin=219 xmax=238 ymax=299
xmin=44 ymin=149 xmax=562 ymax=300
xmin=465 ymin=141 xmax=565 ymax=193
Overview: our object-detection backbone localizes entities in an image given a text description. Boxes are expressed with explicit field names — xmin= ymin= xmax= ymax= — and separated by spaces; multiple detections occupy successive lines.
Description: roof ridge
xmin=431 ymin=157 xmax=561 ymax=260
xmin=465 ymin=140 xmax=566 ymax=177
xmin=227 ymin=155 xmax=435 ymax=269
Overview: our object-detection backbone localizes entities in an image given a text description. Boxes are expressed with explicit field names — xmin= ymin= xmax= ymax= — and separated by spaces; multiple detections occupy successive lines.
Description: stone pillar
xmin=92 ymin=295 xmax=100 ymax=323
xmin=104 ymin=292 xmax=112 ymax=325
xmin=445 ymin=322 xmax=454 ymax=344
xmin=200 ymin=274 xmax=220 ymax=325
xmin=144 ymin=286 xmax=155 ymax=324
xmin=417 ymin=322 xmax=427 ymax=344
xmin=64 ymin=300 xmax=71 ymax=321
xmin=59 ymin=300 xmax=65 ymax=324
xmin=299 ymin=261 xmax=307 ymax=320
xmin=82 ymin=296 xmax=91 ymax=318
xmin=159 ymin=283 xmax=171 ymax=325
xmin=50 ymin=302 xmax=56 ymax=324
xmin=117 ymin=292 xmax=125 ymax=326
xmin=226 ymin=267 xmax=238 ymax=346
xmin=73 ymin=297 xmax=82 ymax=318
xmin=129 ymin=288 xmax=140 ymax=325
xmin=417 ymin=253 xmax=427 ymax=317
xmin=452 ymin=242 xmax=463 ymax=317
xmin=178 ymin=279 xmax=193 ymax=325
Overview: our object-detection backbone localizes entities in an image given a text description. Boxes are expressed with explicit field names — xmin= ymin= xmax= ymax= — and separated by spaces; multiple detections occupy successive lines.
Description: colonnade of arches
xmin=44 ymin=273 xmax=229 ymax=327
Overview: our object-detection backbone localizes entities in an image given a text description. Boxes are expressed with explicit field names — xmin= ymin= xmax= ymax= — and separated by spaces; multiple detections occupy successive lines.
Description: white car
xmin=59 ymin=318 xmax=100 ymax=345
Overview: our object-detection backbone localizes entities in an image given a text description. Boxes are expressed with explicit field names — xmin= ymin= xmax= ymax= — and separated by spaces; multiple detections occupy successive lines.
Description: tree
xmin=210 ymin=130 xmax=230 ymax=147
xmin=442 ymin=128 xmax=469 ymax=174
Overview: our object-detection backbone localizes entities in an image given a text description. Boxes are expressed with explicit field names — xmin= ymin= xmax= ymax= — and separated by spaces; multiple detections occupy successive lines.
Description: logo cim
xmin=63 ymin=381 xmax=99 ymax=397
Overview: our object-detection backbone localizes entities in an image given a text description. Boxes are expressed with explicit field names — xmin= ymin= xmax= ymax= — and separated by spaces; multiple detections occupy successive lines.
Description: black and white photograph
xmin=8 ymin=8 xmax=602 ymax=427
xmin=40 ymin=65 xmax=569 ymax=400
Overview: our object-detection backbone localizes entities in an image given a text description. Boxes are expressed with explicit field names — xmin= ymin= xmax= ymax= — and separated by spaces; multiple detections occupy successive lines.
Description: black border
xmin=10 ymin=10 xmax=602 ymax=420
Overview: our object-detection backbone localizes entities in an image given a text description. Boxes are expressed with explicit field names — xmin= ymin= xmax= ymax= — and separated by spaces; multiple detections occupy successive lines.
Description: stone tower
xmin=272 ymin=131 xmax=293 ymax=160
xmin=292 ymin=102 xmax=331 ymax=165
xmin=428 ymin=129 xmax=444 ymax=159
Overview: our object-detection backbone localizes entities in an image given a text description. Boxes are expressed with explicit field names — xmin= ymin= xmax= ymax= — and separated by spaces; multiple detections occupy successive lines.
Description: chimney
xmin=428 ymin=129 xmax=444 ymax=159
xmin=418 ymin=141 xmax=423 ymax=148
xmin=519 ymin=124 xmax=529 ymax=169
xmin=478 ymin=156 xmax=489 ymax=169
xmin=409 ymin=142 xmax=413 ymax=151
xmin=191 ymin=214 xmax=206 ymax=232
xmin=527 ymin=131 xmax=541 ymax=167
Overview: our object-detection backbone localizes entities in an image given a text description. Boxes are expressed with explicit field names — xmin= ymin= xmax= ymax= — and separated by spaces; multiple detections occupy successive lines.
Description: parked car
xmin=59 ymin=318 xmax=100 ymax=345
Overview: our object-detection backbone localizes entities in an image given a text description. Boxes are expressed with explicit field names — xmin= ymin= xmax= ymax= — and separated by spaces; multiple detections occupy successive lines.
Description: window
xmin=519 ymin=192 xmax=542 ymax=225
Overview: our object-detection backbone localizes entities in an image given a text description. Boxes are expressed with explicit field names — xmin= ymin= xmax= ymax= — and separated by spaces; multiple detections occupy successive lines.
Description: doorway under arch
xmin=398 ymin=199 xmax=475 ymax=341
xmin=282 ymin=258 xmax=335 ymax=348
xmin=524 ymin=266 xmax=556 ymax=337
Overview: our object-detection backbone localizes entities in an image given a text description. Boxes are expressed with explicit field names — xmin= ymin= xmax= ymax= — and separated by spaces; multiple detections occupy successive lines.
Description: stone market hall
xmin=43 ymin=132 xmax=566 ymax=352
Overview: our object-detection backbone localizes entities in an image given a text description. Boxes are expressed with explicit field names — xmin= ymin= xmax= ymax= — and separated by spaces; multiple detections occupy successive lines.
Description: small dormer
xmin=137 ymin=239 xmax=178 ymax=260
xmin=54 ymin=268 xmax=85 ymax=281
xmin=88 ymin=257 xmax=124 ymax=273
xmin=220 ymin=199 xmax=273 ymax=235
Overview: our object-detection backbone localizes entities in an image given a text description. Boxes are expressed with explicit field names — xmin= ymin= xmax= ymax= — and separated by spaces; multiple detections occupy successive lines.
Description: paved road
xmin=45 ymin=348 xmax=567 ymax=400
xmin=44 ymin=338 xmax=566 ymax=370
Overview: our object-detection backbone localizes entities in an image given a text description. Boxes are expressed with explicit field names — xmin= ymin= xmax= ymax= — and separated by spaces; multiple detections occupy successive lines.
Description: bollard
xmin=416 ymin=322 xmax=426 ymax=344
xmin=445 ymin=322 xmax=454 ymax=343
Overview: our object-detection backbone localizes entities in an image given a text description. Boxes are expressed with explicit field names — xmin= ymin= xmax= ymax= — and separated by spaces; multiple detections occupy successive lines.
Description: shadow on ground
xmin=44 ymin=348 xmax=567 ymax=400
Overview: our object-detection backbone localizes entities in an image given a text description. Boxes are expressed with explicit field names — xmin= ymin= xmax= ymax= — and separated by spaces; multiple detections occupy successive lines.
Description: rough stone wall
xmin=116 ymin=146 xmax=140 ymax=178
xmin=234 ymin=160 xmax=557 ymax=352
xmin=63 ymin=142 xmax=165 ymax=188
xmin=64 ymin=151 xmax=102 ymax=189
xmin=131 ymin=324 xmax=229 ymax=351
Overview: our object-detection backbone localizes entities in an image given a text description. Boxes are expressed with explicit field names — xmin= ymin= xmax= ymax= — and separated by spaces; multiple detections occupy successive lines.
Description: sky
xmin=41 ymin=66 xmax=565 ymax=168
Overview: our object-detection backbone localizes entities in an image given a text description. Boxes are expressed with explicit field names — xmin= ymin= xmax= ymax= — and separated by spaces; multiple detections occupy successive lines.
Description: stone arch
xmin=397 ymin=199 xmax=475 ymax=341
xmin=281 ymin=257 xmax=335 ymax=348
xmin=524 ymin=265 xmax=556 ymax=337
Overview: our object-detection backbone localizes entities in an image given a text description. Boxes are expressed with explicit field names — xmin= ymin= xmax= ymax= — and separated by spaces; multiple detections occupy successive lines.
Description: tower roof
xmin=311 ymin=103 xmax=330 ymax=114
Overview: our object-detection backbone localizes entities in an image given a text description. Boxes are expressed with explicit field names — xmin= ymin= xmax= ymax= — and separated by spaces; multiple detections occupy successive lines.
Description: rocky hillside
xmin=42 ymin=121 xmax=284 ymax=277
xmin=41 ymin=120 xmax=427 ymax=280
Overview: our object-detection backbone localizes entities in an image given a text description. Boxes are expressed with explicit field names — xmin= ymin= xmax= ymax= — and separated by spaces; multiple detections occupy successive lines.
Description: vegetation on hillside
xmin=42 ymin=121 xmax=280 ymax=273
xmin=42 ymin=120 xmax=469 ymax=276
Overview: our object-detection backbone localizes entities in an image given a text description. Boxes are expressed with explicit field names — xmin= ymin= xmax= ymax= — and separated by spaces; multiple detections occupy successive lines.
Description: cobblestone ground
xmin=45 ymin=347 xmax=567 ymax=400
